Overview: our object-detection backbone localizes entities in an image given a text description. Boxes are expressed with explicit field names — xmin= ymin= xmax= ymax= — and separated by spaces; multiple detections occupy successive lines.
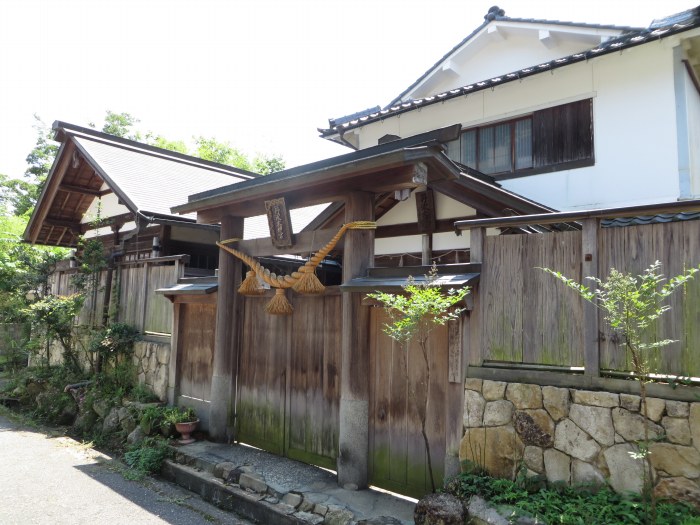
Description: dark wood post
xmin=582 ymin=218 xmax=600 ymax=377
xmin=468 ymin=227 xmax=484 ymax=367
xmin=338 ymin=191 xmax=374 ymax=489
xmin=209 ymin=215 xmax=244 ymax=442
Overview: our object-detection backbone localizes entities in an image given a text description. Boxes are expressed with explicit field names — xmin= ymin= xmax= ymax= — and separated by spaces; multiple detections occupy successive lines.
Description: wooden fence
xmin=49 ymin=255 xmax=187 ymax=335
xmin=463 ymin=205 xmax=700 ymax=379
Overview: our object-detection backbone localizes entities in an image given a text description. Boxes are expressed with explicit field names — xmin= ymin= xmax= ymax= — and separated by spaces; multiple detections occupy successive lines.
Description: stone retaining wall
xmin=459 ymin=379 xmax=700 ymax=496
xmin=133 ymin=340 xmax=171 ymax=401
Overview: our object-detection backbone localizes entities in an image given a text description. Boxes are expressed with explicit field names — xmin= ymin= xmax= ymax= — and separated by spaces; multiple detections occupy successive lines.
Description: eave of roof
xmin=320 ymin=7 xmax=700 ymax=139
xmin=24 ymin=121 xmax=257 ymax=246
xmin=385 ymin=14 xmax=639 ymax=109
xmin=174 ymin=127 xmax=463 ymax=216
xmin=54 ymin=121 xmax=259 ymax=180
xmin=174 ymin=138 xmax=555 ymax=224
xmin=341 ymin=263 xmax=481 ymax=296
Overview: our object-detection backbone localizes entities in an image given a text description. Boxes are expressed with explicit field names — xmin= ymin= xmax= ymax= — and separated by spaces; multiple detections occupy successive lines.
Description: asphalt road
xmin=0 ymin=413 xmax=254 ymax=525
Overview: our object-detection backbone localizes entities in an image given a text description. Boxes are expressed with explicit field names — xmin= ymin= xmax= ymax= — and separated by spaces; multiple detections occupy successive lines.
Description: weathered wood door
xmin=176 ymin=301 xmax=216 ymax=405
xmin=369 ymin=307 xmax=449 ymax=498
xmin=236 ymin=291 xmax=341 ymax=470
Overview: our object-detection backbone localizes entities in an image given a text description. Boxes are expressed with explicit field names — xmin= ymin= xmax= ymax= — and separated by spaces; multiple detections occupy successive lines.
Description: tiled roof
xmin=321 ymin=6 xmax=700 ymax=138
xmin=71 ymin=133 xmax=252 ymax=221
xmin=601 ymin=211 xmax=700 ymax=228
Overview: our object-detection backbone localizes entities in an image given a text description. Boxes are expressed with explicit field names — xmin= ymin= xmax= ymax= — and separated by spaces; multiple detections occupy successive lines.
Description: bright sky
xmin=0 ymin=0 xmax=695 ymax=178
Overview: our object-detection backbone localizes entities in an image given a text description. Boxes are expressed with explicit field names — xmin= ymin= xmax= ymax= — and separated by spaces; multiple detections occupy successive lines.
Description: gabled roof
xmin=173 ymin=132 xmax=555 ymax=224
xmin=321 ymin=6 xmax=700 ymax=142
xmin=24 ymin=122 xmax=256 ymax=247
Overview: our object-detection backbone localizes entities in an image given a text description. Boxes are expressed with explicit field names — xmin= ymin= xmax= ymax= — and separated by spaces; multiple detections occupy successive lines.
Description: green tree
xmin=94 ymin=110 xmax=141 ymax=140
xmin=146 ymin=135 xmax=188 ymax=154
xmin=367 ymin=264 xmax=469 ymax=492
xmin=194 ymin=136 xmax=253 ymax=170
xmin=253 ymin=153 xmax=285 ymax=175
xmin=541 ymin=261 xmax=699 ymax=521
xmin=0 ymin=116 xmax=58 ymax=217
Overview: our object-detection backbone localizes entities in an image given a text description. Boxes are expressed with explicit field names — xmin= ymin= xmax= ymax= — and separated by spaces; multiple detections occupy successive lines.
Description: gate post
xmin=209 ymin=215 xmax=244 ymax=442
xmin=338 ymin=191 xmax=374 ymax=489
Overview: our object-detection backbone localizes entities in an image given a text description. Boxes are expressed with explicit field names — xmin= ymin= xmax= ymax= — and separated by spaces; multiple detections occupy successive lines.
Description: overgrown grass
xmin=445 ymin=473 xmax=700 ymax=525
xmin=123 ymin=436 xmax=172 ymax=480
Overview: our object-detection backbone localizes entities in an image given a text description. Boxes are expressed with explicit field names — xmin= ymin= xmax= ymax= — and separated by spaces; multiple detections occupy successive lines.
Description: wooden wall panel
xmin=369 ymin=306 xmax=448 ymax=498
xmin=237 ymin=295 xmax=288 ymax=455
xmin=481 ymin=235 xmax=524 ymax=362
xmin=287 ymin=293 xmax=341 ymax=469
xmin=177 ymin=303 xmax=215 ymax=401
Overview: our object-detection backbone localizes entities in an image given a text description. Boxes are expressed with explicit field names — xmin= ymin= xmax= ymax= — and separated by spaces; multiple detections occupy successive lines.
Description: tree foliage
xmin=541 ymin=261 xmax=699 ymax=381
xmin=93 ymin=110 xmax=141 ymax=141
xmin=0 ymin=111 xmax=285 ymax=219
xmin=0 ymin=115 xmax=58 ymax=217
xmin=541 ymin=260 xmax=700 ymax=520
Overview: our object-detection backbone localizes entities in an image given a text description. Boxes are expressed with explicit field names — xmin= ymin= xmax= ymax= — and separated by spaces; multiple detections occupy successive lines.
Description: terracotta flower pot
xmin=175 ymin=420 xmax=199 ymax=444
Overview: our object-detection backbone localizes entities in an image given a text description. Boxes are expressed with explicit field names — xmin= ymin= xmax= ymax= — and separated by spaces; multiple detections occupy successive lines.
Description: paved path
xmin=0 ymin=414 xmax=253 ymax=525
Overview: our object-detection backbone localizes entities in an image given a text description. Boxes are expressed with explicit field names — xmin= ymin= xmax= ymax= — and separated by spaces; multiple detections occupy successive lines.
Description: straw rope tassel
xmin=266 ymin=288 xmax=294 ymax=315
xmin=238 ymin=270 xmax=265 ymax=296
xmin=216 ymin=221 xmax=376 ymax=314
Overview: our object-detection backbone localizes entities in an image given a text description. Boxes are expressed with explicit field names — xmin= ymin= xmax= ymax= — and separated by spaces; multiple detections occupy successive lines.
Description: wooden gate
xmin=236 ymin=290 xmax=341 ymax=470
xmin=369 ymin=307 xmax=449 ymax=498
xmin=176 ymin=301 xmax=216 ymax=403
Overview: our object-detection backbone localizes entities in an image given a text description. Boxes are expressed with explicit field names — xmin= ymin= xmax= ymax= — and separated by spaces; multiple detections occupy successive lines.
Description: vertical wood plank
xmin=339 ymin=191 xmax=375 ymax=489
xmin=582 ymin=219 xmax=600 ymax=376
xmin=482 ymin=235 xmax=524 ymax=362
xmin=210 ymin=215 xmax=243 ymax=442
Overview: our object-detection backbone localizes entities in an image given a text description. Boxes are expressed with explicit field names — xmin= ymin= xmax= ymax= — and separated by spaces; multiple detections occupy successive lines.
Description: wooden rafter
xmin=58 ymin=183 xmax=103 ymax=197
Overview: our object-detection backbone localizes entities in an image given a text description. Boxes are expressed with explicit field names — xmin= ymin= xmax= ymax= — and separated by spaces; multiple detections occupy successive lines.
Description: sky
xmin=0 ymin=0 xmax=696 ymax=179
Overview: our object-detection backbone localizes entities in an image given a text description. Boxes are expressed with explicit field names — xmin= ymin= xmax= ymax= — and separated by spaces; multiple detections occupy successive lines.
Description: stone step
xmin=161 ymin=460 xmax=311 ymax=524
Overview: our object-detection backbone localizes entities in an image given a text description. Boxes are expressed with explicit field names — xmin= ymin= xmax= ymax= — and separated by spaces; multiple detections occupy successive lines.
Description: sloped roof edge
xmin=386 ymin=8 xmax=641 ymax=109
xmin=54 ymin=121 xmax=259 ymax=180
xmin=321 ymin=6 xmax=699 ymax=139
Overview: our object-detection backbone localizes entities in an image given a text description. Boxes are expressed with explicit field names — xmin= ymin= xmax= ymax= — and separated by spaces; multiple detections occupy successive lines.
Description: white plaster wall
xmin=355 ymin=38 xmax=684 ymax=211
xmin=687 ymin=73 xmax=700 ymax=197
xmin=80 ymin=192 xmax=129 ymax=224
xmin=415 ymin=31 xmax=610 ymax=100
xmin=374 ymin=191 xmax=475 ymax=255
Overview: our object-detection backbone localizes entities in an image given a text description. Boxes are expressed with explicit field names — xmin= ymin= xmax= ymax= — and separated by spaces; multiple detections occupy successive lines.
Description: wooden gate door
xmin=237 ymin=291 xmax=341 ymax=469
xmin=369 ymin=307 xmax=449 ymax=498
xmin=176 ymin=300 xmax=216 ymax=416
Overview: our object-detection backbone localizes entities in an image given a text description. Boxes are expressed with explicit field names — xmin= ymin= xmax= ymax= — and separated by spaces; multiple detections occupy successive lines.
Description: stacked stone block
xmin=460 ymin=379 xmax=700 ymax=501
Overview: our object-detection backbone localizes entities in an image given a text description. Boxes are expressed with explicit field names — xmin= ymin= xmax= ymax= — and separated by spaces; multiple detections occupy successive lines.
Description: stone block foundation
xmin=460 ymin=380 xmax=700 ymax=497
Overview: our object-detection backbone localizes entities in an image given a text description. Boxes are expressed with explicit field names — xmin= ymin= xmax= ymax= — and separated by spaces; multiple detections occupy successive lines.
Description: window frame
xmin=452 ymin=99 xmax=595 ymax=180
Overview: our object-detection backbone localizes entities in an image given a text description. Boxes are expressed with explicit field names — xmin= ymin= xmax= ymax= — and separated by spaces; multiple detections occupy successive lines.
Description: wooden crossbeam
xmin=58 ymin=183 xmax=104 ymax=197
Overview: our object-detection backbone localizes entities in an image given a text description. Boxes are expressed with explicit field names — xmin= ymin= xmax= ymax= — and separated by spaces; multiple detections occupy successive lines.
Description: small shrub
xmin=130 ymin=383 xmax=159 ymax=403
xmin=123 ymin=436 xmax=171 ymax=480
xmin=89 ymin=323 xmax=141 ymax=362
xmin=445 ymin=472 xmax=699 ymax=525
xmin=162 ymin=406 xmax=197 ymax=425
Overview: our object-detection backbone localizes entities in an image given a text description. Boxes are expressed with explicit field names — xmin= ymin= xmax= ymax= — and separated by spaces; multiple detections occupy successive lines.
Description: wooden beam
xmin=338 ymin=191 xmax=375 ymax=490
xmin=455 ymin=198 xmax=700 ymax=230
xmin=58 ymin=183 xmax=103 ymax=197
xmin=44 ymin=217 xmax=81 ymax=233
xmin=28 ymin=141 xmax=76 ymax=244
xmin=209 ymin=215 xmax=244 ymax=442
xmin=467 ymin=366 xmax=700 ymax=402
xmin=234 ymin=227 xmax=341 ymax=257
xmin=375 ymin=215 xmax=478 ymax=238
xmin=581 ymin=218 xmax=600 ymax=377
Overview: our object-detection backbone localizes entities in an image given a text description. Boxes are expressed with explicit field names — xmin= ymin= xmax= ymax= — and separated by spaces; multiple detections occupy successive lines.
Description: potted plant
xmin=163 ymin=406 xmax=199 ymax=444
